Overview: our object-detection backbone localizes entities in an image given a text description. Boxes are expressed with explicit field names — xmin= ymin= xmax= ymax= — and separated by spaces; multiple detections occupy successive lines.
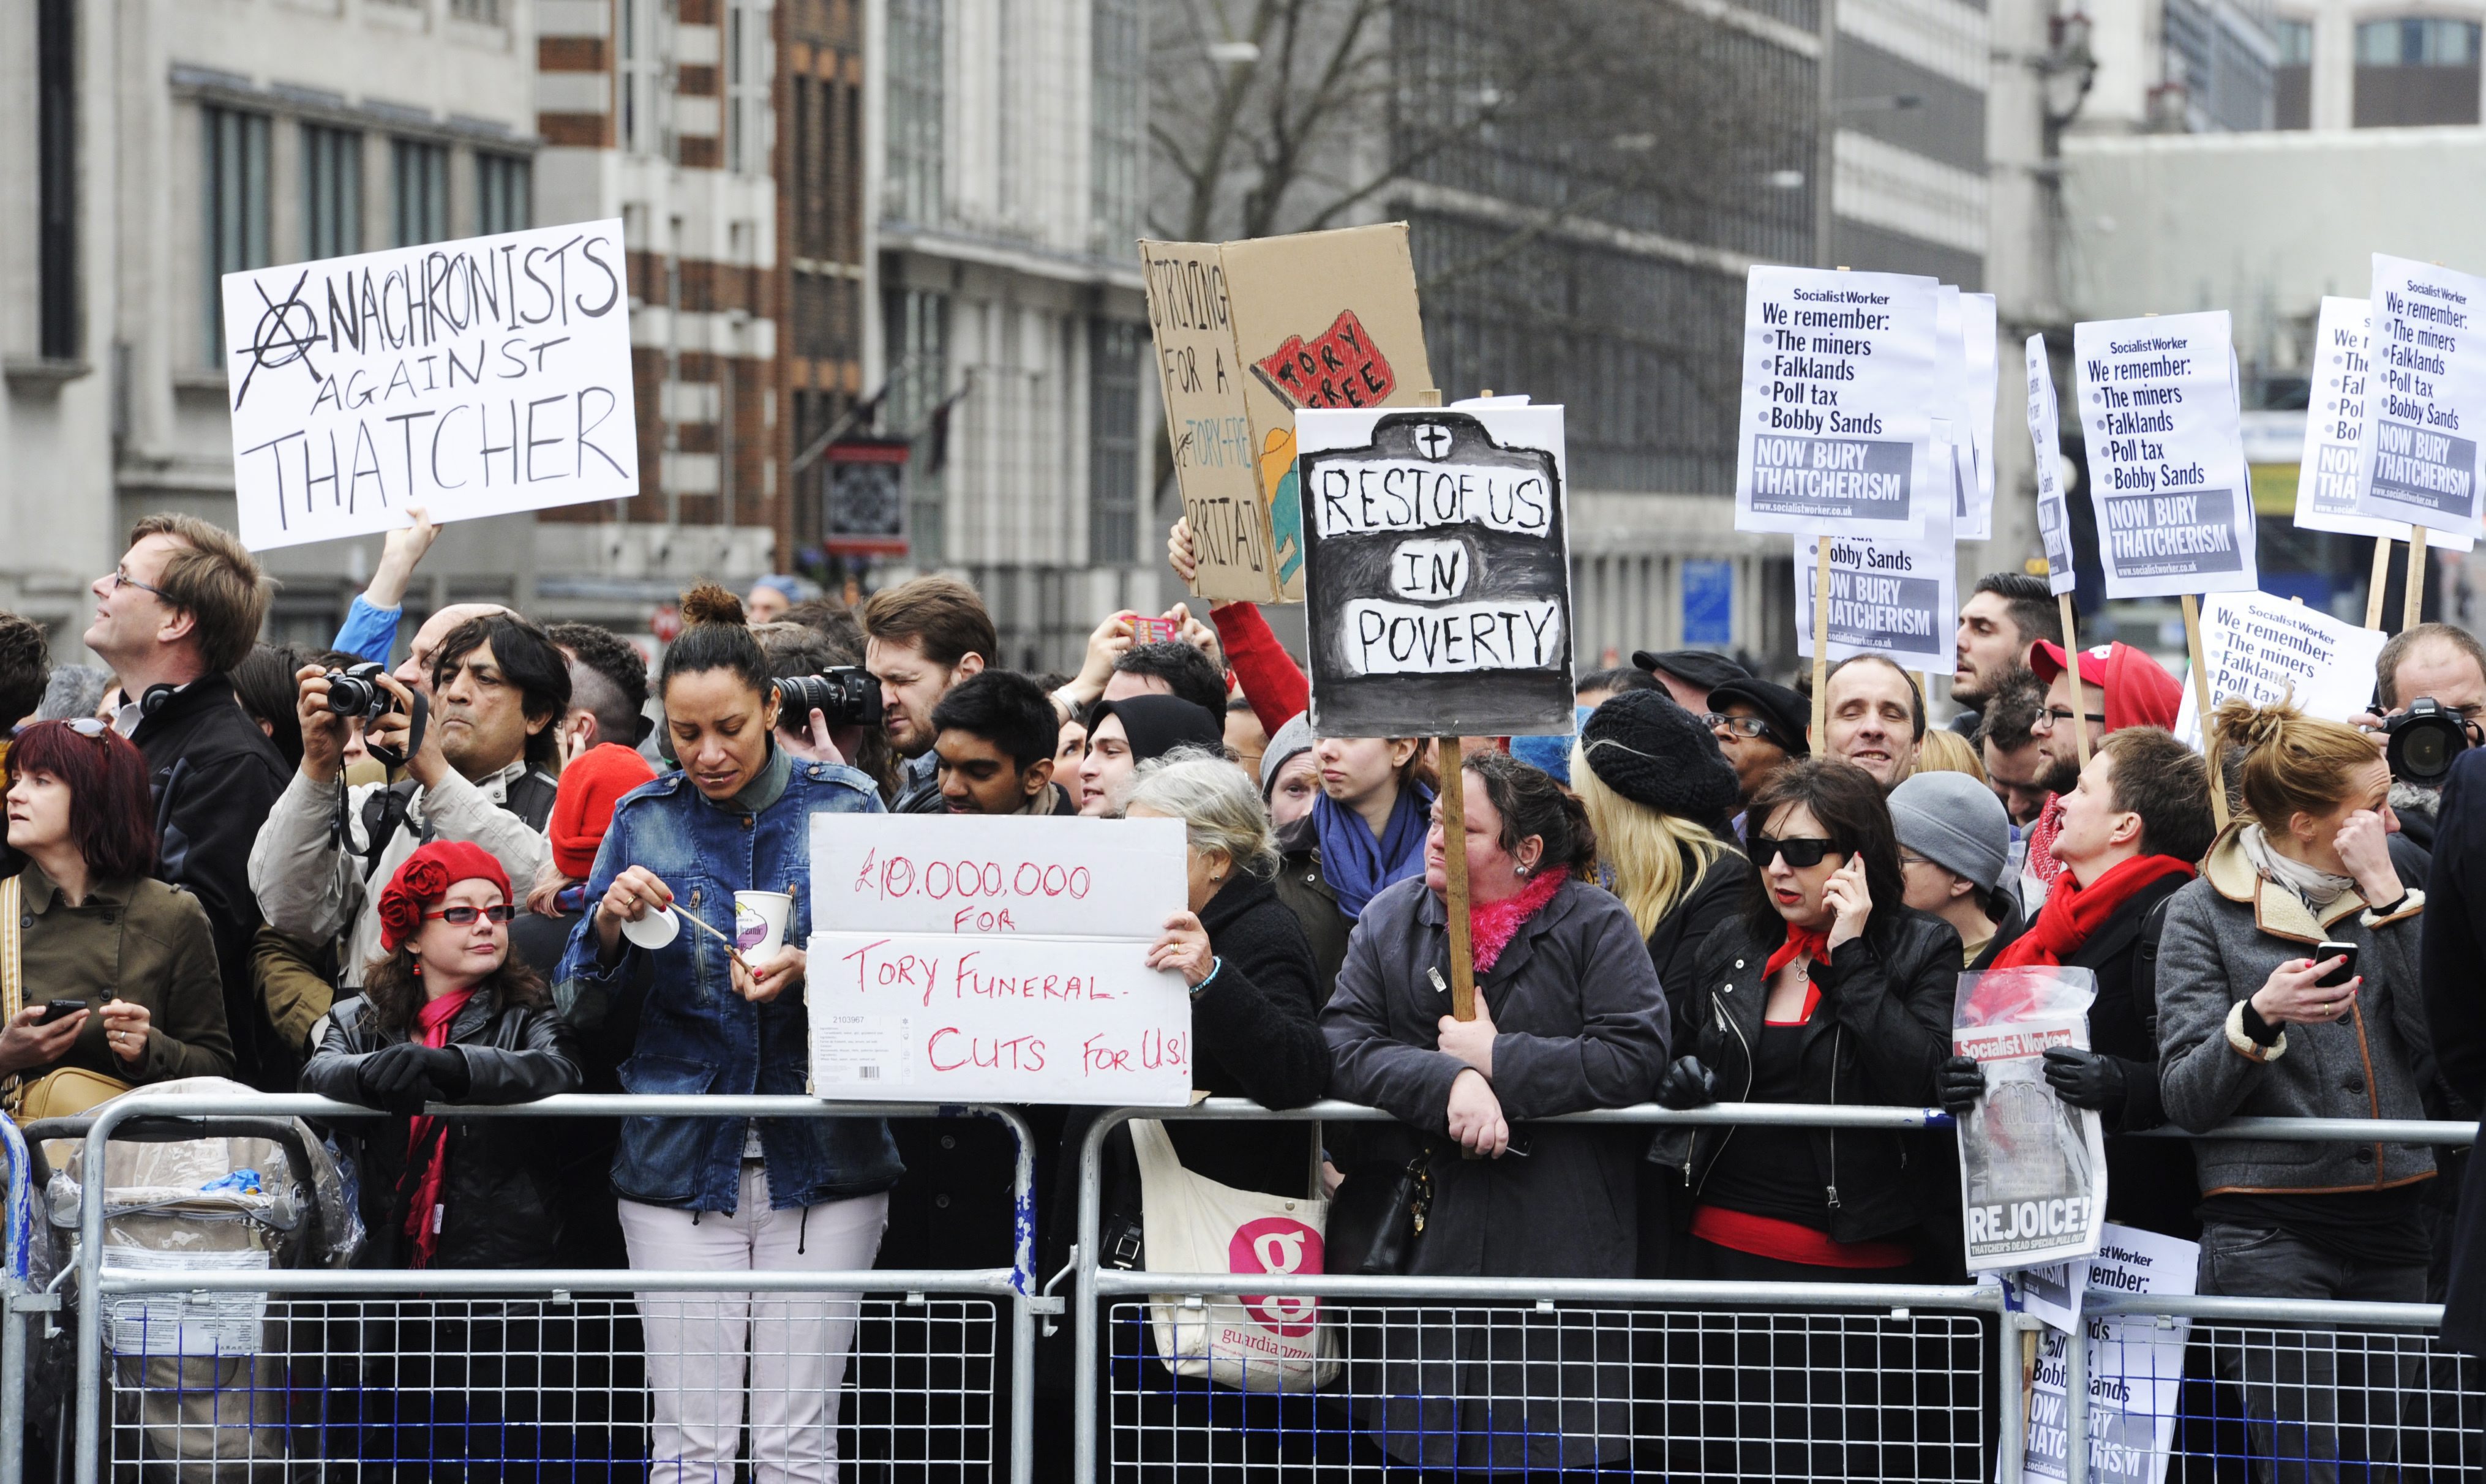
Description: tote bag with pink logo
xmin=1128 ymin=1117 xmax=1340 ymax=1392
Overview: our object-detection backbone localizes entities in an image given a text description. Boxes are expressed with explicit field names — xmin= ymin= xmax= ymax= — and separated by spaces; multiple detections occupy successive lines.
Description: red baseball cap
xmin=2030 ymin=640 xmax=2182 ymax=732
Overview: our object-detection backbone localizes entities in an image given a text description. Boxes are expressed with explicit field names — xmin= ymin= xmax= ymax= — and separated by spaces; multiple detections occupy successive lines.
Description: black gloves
xmin=1937 ymin=1054 xmax=1987 ymax=1114
xmin=2040 ymin=1046 xmax=2128 ymax=1113
xmin=355 ymin=1043 xmax=470 ymax=1114
xmin=1656 ymin=1055 xmax=1720 ymax=1111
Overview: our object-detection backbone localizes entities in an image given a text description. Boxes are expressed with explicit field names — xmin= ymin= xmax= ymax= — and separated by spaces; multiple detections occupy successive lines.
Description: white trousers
xmin=618 ymin=1166 xmax=889 ymax=1484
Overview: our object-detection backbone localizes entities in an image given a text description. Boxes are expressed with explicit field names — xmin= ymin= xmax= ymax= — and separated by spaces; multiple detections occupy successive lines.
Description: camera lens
xmin=778 ymin=674 xmax=832 ymax=718
xmin=2406 ymin=728 xmax=2447 ymax=779
xmin=326 ymin=674 xmax=376 ymax=716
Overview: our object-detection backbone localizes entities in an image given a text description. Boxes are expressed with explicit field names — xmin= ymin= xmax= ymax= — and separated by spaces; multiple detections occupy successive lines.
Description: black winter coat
xmin=2058 ymin=868 xmax=2199 ymax=1239
xmin=2422 ymin=749 xmax=2486 ymax=1352
xmin=1271 ymin=813 xmax=1352 ymax=1009
xmin=130 ymin=675 xmax=291 ymax=1088
xmin=302 ymin=986 xmax=583 ymax=1269
xmin=1641 ymin=847 xmax=1751 ymax=1054
xmin=1660 ymin=905 xmax=1962 ymax=1258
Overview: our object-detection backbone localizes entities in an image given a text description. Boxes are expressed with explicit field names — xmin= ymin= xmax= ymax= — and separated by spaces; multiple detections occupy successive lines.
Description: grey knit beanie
xmin=1260 ymin=712 xmax=1315 ymax=798
xmin=1887 ymin=770 xmax=2012 ymax=893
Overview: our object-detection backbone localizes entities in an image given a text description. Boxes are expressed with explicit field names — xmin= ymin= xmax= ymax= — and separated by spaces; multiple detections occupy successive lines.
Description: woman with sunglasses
xmin=1 ymin=718 xmax=231 ymax=1096
xmin=301 ymin=839 xmax=581 ymax=1268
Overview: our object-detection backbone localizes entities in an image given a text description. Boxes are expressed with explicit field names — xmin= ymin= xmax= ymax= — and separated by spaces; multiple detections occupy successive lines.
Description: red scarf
xmin=1469 ymin=868 xmax=1569 ymax=974
xmin=1991 ymin=854 xmax=2193 ymax=969
xmin=401 ymin=987 xmax=476 ymax=1269
xmin=1761 ymin=924 xmax=1832 ymax=1022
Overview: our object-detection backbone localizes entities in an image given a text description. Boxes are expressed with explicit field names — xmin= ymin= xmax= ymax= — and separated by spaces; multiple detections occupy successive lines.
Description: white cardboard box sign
xmin=807 ymin=814 xmax=1192 ymax=1105
xmin=220 ymin=219 xmax=639 ymax=551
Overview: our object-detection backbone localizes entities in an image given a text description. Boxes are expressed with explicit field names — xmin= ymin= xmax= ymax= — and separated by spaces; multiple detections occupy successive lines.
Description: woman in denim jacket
xmin=557 ymin=583 xmax=899 ymax=1482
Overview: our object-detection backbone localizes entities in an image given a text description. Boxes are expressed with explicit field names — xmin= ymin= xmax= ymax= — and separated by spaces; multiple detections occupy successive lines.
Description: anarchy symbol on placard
xmin=230 ymin=269 xmax=326 ymax=413
xmin=1411 ymin=422 xmax=1454 ymax=461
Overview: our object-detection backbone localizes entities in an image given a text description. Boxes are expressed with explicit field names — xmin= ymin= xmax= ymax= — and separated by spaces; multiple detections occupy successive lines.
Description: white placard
xmin=2354 ymin=253 xmax=2486 ymax=539
xmin=103 ymin=1247 xmax=271 ymax=1356
xmin=2296 ymin=297 xmax=2473 ymax=551
xmin=2171 ymin=591 xmax=2389 ymax=749
xmin=1733 ymin=266 xmax=1941 ymax=536
xmin=1793 ymin=525 xmax=1958 ymax=670
xmin=2073 ymin=312 xmax=2259 ymax=599
xmin=808 ymin=814 xmax=1192 ymax=1105
xmin=1960 ymin=291 xmax=2000 ymax=540
xmin=2027 ymin=335 xmax=2078 ymax=596
xmin=222 ymin=219 xmax=639 ymax=551
xmin=2024 ymin=1224 xmax=2199 ymax=1484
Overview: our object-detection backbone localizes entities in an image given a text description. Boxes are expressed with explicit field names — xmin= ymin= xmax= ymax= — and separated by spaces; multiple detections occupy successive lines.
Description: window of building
xmin=618 ymin=0 xmax=668 ymax=159
xmin=37 ymin=0 xmax=75 ymax=360
xmin=392 ymin=138 xmax=449 ymax=246
xmin=203 ymin=106 xmax=272 ymax=366
xmin=885 ymin=287 xmax=950 ymax=562
xmin=477 ymin=153 xmax=531 ymax=235
xmin=449 ymin=0 xmax=503 ymax=21
xmin=2354 ymin=17 xmax=2482 ymax=125
xmin=303 ymin=125 xmax=363 ymax=260
xmin=887 ymin=0 xmax=945 ymax=224
xmin=2274 ymin=18 xmax=2313 ymax=128
xmin=1091 ymin=0 xmax=1142 ymax=254
xmin=727 ymin=1 xmax=770 ymax=176
xmin=1089 ymin=320 xmax=1141 ymax=565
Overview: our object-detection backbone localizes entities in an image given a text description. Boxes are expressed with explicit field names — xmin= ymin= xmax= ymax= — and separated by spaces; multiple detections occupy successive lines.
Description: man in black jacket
xmin=2422 ymin=744 xmax=2486 ymax=1351
xmin=84 ymin=515 xmax=290 ymax=1086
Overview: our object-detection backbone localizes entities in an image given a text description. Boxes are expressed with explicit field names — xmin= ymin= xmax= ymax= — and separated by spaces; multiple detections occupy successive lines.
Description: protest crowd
xmin=7 ymin=498 xmax=2486 ymax=1482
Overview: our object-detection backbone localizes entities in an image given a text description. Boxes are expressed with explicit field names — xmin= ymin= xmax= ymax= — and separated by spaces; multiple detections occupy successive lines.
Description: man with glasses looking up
xmin=82 ymin=515 xmax=292 ymax=1086
xmin=1700 ymin=676 xmax=1809 ymax=836
xmin=2021 ymin=640 xmax=2180 ymax=900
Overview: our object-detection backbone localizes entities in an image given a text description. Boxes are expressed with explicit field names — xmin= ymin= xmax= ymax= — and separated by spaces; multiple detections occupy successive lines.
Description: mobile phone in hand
xmin=38 ymin=999 xmax=88 ymax=1025
xmin=2314 ymin=941 xmax=2359 ymax=989
xmin=1128 ymin=616 xmax=1181 ymax=646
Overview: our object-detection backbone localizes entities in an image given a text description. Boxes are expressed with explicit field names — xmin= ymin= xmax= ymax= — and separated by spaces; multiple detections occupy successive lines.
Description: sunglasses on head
xmin=1748 ymin=834 xmax=1841 ymax=869
xmin=425 ymin=904 xmax=516 ymax=926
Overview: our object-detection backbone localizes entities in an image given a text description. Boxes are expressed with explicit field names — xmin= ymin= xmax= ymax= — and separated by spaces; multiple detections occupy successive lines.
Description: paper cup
xmin=620 ymin=904 xmax=680 ymax=950
xmin=734 ymin=891 xmax=794 ymax=959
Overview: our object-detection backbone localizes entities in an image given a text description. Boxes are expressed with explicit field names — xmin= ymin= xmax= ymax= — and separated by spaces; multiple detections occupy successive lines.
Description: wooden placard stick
xmin=2058 ymin=592 xmax=2090 ymax=768
xmin=2181 ymin=593 xmax=2229 ymax=830
xmin=1440 ymin=735 xmax=1478 ymax=1022
xmin=2405 ymin=523 xmax=2427 ymax=631
xmin=2365 ymin=534 xmax=2394 ymax=631
xmin=1809 ymin=537 xmax=1833 ymax=746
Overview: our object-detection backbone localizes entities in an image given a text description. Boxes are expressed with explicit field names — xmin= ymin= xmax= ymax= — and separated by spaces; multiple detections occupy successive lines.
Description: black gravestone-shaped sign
xmin=1298 ymin=409 xmax=1574 ymax=737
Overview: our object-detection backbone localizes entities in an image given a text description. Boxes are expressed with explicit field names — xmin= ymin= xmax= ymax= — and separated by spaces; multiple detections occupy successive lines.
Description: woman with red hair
xmin=0 ymin=718 xmax=230 ymax=1093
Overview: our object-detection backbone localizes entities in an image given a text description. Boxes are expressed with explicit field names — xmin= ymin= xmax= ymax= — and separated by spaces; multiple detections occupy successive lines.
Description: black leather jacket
xmin=1656 ymin=905 xmax=1961 ymax=1253
xmin=302 ymin=986 xmax=582 ymax=1269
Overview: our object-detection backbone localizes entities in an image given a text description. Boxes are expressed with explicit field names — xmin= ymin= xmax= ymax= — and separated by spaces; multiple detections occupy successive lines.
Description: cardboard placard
xmin=1794 ymin=531 xmax=1958 ymax=669
xmin=2354 ymin=253 xmax=2486 ymax=539
xmin=2026 ymin=335 xmax=2077 ymax=596
xmin=1295 ymin=403 xmax=1575 ymax=738
xmin=221 ymin=219 xmax=638 ymax=551
xmin=2171 ymin=591 xmax=2389 ymax=749
xmin=807 ymin=815 xmax=1192 ymax=1106
xmin=2297 ymin=296 xmax=2471 ymax=552
xmin=1733 ymin=265 xmax=1942 ymax=536
xmin=1140 ymin=225 xmax=1436 ymax=604
xmin=2071 ymin=312 xmax=2259 ymax=599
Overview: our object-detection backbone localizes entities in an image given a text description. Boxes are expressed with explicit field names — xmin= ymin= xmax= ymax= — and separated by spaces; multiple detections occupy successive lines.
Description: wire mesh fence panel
xmin=99 ymin=1293 xmax=997 ymax=1482
xmin=1103 ymin=1298 xmax=1991 ymax=1482
xmin=2073 ymin=1321 xmax=2486 ymax=1484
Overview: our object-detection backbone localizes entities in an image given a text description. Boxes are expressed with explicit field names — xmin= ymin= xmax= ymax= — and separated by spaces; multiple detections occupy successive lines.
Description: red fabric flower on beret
xmin=377 ymin=839 xmax=513 ymax=953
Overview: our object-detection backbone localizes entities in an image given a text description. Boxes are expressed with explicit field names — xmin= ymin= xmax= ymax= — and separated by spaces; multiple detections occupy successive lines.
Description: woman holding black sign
xmin=1320 ymin=751 xmax=1669 ymax=1475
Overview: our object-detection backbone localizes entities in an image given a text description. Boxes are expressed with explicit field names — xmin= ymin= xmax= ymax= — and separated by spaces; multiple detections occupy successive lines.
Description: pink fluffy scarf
xmin=1467 ymin=867 xmax=1570 ymax=974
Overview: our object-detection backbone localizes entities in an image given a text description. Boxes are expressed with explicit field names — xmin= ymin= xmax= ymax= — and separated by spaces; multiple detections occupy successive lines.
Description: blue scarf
xmin=1314 ymin=783 xmax=1433 ymax=919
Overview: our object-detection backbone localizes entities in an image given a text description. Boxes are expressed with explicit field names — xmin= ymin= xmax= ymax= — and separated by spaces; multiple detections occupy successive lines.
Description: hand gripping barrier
xmin=1070 ymin=1099 xmax=2485 ymax=1484
xmin=56 ymin=1093 xmax=1038 ymax=1484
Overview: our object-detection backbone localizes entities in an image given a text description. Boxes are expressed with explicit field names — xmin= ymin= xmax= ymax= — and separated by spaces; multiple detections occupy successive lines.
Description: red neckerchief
xmin=1992 ymin=854 xmax=2193 ymax=970
xmin=2026 ymin=795 xmax=2068 ymax=883
xmin=1762 ymin=923 xmax=1832 ymax=1022
xmin=401 ymin=987 xmax=476 ymax=1269
xmin=1469 ymin=868 xmax=1569 ymax=974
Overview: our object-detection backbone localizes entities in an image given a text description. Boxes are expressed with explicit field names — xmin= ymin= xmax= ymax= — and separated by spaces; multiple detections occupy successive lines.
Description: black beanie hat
xmin=1579 ymin=691 xmax=1742 ymax=831
xmin=1086 ymin=693 xmax=1225 ymax=765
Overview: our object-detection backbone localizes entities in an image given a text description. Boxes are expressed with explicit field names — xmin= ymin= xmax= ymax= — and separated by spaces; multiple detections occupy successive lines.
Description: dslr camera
xmin=323 ymin=662 xmax=397 ymax=722
xmin=2383 ymin=695 xmax=2477 ymax=785
xmin=777 ymin=667 xmax=882 ymax=729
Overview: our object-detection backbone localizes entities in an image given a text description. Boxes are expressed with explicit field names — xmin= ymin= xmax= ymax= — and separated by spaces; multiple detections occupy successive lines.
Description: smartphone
xmin=1128 ymin=616 xmax=1181 ymax=646
xmin=2314 ymin=941 xmax=2359 ymax=990
xmin=37 ymin=999 xmax=88 ymax=1025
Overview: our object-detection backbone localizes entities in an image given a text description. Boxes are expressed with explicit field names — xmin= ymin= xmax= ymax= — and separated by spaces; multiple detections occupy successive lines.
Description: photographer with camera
xmin=250 ymin=612 xmax=570 ymax=1003
xmin=2353 ymin=623 xmax=2486 ymax=879
xmin=861 ymin=577 xmax=995 ymax=813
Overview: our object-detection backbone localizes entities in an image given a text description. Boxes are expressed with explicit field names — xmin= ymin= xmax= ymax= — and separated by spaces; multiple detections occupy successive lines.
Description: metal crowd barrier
xmin=49 ymin=1093 xmax=1038 ymax=1484
xmin=1070 ymin=1098 xmax=2484 ymax=1484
